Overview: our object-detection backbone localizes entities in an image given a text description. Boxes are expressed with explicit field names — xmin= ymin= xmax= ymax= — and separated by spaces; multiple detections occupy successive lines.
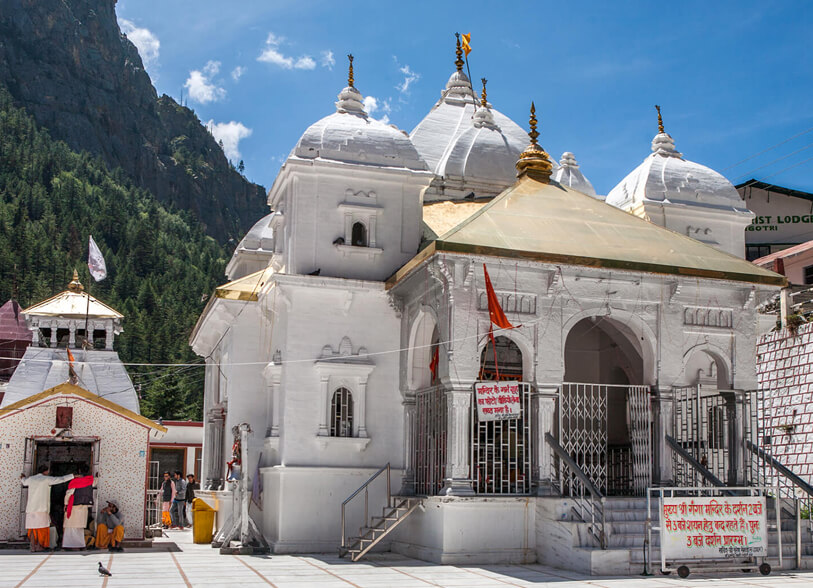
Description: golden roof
xmin=23 ymin=275 xmax=123 ymax=319
xmin=390 ymin=176 xmax=786 ymax=288
xmin=0 ymin=382 xmax=166 ymax=432
xmin=214 ymin=266 xmax=274 ymax=301
xmin=423 ymin=200 xmax=490 ymax=240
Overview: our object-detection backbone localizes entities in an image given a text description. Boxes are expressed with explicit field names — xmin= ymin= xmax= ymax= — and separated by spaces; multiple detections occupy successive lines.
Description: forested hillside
xmin=0 ymin=88 xmax=221 ymax=420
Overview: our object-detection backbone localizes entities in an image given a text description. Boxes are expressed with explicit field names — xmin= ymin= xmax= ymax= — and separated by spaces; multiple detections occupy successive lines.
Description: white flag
xmin=87 ymin=235 xmax=107 ymax=282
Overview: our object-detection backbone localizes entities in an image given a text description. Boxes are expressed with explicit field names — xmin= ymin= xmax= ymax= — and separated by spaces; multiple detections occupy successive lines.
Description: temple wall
xmin=0 ymin=394 xmax=153 ymax=540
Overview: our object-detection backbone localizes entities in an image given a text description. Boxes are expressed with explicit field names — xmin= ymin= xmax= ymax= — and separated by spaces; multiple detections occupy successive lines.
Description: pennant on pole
xmin=483 ymin=264 xmax=514 ymax=330
xmin=429 ymin=345 xmax=439 ymax=383
xmin=66 ymin=348 xmax=78 ymax=384
xmin=461 ymin=33 xmax=472 ymax=56
xmin=87 ymin=236 xmax=107 ymax=282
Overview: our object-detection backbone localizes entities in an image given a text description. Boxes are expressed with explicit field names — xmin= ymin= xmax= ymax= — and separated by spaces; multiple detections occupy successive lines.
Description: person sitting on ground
xmin=21 ymin=464 xmax=74 ymax=552
xmin=95 ymin=501 xmax=124 ymax=552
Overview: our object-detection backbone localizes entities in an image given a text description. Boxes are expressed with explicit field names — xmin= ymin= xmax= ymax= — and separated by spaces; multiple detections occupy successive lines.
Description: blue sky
xmin=116 ymin=0 xmax=813 ymax=196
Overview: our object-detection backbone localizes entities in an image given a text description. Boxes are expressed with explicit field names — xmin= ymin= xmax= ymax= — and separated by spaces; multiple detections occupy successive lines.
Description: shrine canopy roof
xmin=390 ymin=176 xmax=786 ymax=287
xmin=214 ymin=266 xmax=274 ymax=301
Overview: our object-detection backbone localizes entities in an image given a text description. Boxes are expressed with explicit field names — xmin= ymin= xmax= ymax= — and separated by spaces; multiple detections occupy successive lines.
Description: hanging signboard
xmin=661 ymin=496 xmax=767 ymax=560
xmin=474 ymin=382 xmax=521 ymax=421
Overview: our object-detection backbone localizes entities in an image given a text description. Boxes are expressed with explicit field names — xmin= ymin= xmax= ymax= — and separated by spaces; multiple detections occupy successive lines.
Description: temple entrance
xmin=560 ymin=317 xmax=652 ymax=495
xmin=23 ymin=439 xmax=97 ymax=543
xmin=471 ymin=336 xmax=533 ymax=495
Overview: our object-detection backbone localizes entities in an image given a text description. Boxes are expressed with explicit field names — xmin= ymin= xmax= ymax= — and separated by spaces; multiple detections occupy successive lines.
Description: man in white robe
xmin=21 ymin=464 xmax=74 ymax=551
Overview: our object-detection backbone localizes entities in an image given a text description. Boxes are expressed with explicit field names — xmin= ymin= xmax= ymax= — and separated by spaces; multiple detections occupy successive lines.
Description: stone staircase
xmin=339 ymin=497 xmax=422 ymax=562
xmin=540 ymin=496 xmax=813 ymax=575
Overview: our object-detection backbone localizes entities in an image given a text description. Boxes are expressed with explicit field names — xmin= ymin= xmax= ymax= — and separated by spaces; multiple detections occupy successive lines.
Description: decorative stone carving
xmin=683 ymin=306 xmax=733 ymax=328
xmin=477 ymin=290 xmax=537 ymax=314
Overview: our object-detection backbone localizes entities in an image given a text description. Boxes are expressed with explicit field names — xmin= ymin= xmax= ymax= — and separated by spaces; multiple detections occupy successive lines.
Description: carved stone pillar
xmin=68 ymin=323 xmax=76 ymax=348
xmin=105 ymin=325 xmax=113 ymax=350
xmin=653 ymin=386 xmax=675 ymax=485
xmin=357 ymin=379 xmax=368 ymax=438
xmin=441 ymin=388 xmax=474 ymax=495
xmin=533 ymin=385 xmax=558 ymax=494
xmin=400 ymin=397 xmax=416 ymax=495
xmin=50 ymin=322 xmax=57 ymax=348
xmin=205 ymin=408 xmax=225 ymax=490
xmin=317 ymin=375 xmax=330 ymax=436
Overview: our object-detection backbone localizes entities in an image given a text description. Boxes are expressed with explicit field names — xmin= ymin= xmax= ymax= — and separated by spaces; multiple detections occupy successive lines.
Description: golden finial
xmin=67 ymin=269 xmax=84 ymax=293
xmin=454 ymin=33 xmax=464 ymax=72
xmin=347 ymin=54 xmax=354 ymax=88
xmin=480 ymin=78 xmax=488 ymax=107
xmin=516 ymin=101 xmax=552 ymax=183
xmin=655 ymin=104 xmax=664 ymax=134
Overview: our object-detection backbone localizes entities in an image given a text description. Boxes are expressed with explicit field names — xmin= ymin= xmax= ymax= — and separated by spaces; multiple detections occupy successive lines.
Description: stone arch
xmin=476 ymin=328 xmax=535 ymax=382
xmin=682 ymin=342 xmax=731 ymax=389
xmin=562 ymin=308 xmax=657 ymax=385
xmin=407 ymin=306 xmax=440 ymax=390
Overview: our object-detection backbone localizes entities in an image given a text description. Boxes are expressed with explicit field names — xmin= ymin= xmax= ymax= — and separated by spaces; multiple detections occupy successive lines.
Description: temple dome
xmin=411 ymin=68 xmax=554 ymax=201
xmin=606 ymin=131 xmax=745 ymax=211
xmin=293 ymin=84 xmax=426 ymax=171
xmin=552 ymin=152 xmax=598 ymax=198
xmin=225 ymin=212 xmax=275 ymax=281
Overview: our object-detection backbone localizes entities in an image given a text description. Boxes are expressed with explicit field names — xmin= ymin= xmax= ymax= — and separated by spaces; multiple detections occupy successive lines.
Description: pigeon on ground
xmin=98 ymin=562 xmax=112 ymax=577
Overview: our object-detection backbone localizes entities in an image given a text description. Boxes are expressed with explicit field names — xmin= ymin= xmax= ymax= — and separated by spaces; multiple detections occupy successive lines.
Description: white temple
xmin=191 ymin=44 xmax=785 ymax=573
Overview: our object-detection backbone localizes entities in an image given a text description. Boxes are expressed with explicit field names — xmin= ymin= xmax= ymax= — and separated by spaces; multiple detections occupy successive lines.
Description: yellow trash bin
xmin=192 ymin=498 xmax=216 ymax=544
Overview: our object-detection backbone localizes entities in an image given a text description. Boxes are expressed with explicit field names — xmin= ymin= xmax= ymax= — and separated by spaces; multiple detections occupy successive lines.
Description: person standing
xmin=185 ymin=474 xmax=199 ymax=528
xmin=160 ymin=471 xmax=175 ymax=529
xmin=95 ymin=501 xmax=124 ymax=551
xmin=21 ymin=464 xmax=74 ymax=551
xmin=171 ymin=471 xmax=187 ymax=528
xmin=63 ymin=463 xmax=94 ymax=549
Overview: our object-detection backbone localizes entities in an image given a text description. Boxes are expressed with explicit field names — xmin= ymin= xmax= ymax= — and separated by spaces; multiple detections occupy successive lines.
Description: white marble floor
xmin=5 ymin=530 xmax=813 ymax=587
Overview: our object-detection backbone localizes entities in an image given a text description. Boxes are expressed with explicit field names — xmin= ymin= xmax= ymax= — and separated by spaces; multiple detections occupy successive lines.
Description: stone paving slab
xmin=4 ymin=529 xmax=813 ymax=587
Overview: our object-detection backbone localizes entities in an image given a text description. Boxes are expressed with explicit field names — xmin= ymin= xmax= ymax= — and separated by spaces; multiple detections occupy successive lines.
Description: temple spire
xmin=347 ymin=54 xmax=355 ymax=88
xmin=655 ymin=104 xmax=664 ymax=134
xmin=480 ymin=78 xmax=488 ymax=107
xmin=516 ymin=102 xmax=552 ymax=183
xmin=454 ymin=33 xmax=464 ymax=72
xmin=67 ymin=269 xmax=84 ymax=293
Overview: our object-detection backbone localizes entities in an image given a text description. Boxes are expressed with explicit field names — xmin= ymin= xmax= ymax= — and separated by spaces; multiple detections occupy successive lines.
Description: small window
xmin=745 ymin=245 xmax=771 ymax=262
xmin=330 ymin=387 xmax=354 ymax=437
xmin=805 ymin=265 xmax=813 ymax=285
xmin=351 ymin=222 xmax=367 ymax=247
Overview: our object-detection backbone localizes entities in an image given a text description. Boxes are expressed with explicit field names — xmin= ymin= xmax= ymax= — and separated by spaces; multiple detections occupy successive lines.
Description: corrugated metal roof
xmin=0 ymin=300 xmax=32 ymax=341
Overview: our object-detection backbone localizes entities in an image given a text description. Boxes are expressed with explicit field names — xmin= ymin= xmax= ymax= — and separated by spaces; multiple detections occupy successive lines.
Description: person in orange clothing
xmin=21 ymin=464 xmax=74 ymax=552
xmin=95 ymin=501 xmax=125 ymax=551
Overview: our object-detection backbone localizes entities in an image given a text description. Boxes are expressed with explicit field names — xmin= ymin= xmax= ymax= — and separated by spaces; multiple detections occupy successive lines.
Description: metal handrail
xmin=665 ymin=435 xmax=732 ymax=491
xmin=545 ymin=433 xmax=606 ymax=549
xmin=747 ymin=440 xmax=813 ymax=497
xmin=341 ymin=463 xmax=391 ymax=549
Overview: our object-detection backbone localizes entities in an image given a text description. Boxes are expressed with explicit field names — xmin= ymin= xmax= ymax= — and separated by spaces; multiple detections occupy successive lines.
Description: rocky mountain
xmin=0 ymin=0 xmax=266 ymax=241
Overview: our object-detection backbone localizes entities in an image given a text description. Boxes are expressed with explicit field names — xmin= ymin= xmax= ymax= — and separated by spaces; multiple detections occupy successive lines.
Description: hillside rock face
xmin=0 ymin=0 xmax=266 ymax=241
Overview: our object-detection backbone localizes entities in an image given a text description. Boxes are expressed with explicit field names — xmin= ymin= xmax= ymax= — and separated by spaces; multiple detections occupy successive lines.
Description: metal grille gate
xmin=559 ymin=383 xmax=652 ymax=496
xmin=672 ymin=385 xmax=729 ymax=486
xmin=470 ymin=382 xmax=534 ymax=494
xmin=415 ymin=386 xmax=447 ymax=495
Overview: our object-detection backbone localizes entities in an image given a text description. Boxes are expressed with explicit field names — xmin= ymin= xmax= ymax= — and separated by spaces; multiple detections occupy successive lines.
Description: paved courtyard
xmin=6 ymin=530 xmax=813 ymax=587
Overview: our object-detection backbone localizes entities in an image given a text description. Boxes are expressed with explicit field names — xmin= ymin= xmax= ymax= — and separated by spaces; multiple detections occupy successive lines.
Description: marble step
xmin=604 ymin=508 xmax=649 ymax=522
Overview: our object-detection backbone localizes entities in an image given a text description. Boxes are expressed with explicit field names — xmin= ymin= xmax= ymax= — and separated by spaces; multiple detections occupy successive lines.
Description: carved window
xmin=330 ymin=387 xmax=354 ymax=437
xmin=351 ymin=222 xmax=367 ymax=247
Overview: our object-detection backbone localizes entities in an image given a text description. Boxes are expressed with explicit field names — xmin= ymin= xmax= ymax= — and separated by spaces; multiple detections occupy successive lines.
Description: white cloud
xmin=231 ymin=66 xmax=246 ymax=82
xmin=320 ymin=50 xmax=335 ymax=69
xmin=363 ymin=96 xmax=391 ymax=124
xmin=119 ymin=18 xmax=160 ymax=71
xmin=397 ymin=64 xmax=420 ymax=94
xmin=207 ymin=120 xmax=252 ymax=161
xmin=185 ymin=60 xmax=226 ymax=104
xmin=294 ymin=56 xmax=316 ymax=70
xmin=256 ymin=32 xmax=321 ymax=71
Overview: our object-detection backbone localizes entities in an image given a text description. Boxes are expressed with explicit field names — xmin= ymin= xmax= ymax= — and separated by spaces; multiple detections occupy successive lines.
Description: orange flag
xmin=461 ymin=33 xmax=472 ymax=57
xmin=429 ymin=345 xmax=439 ymax=383
xmin=483 ymin=264 xmax=514 ymax=330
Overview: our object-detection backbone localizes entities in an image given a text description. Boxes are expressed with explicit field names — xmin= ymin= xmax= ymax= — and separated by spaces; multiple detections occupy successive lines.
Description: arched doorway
xmin=561 ymin=317 xmax=652 ymax=495
xmin=472 ymin=336 xmax=533 ymax=494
